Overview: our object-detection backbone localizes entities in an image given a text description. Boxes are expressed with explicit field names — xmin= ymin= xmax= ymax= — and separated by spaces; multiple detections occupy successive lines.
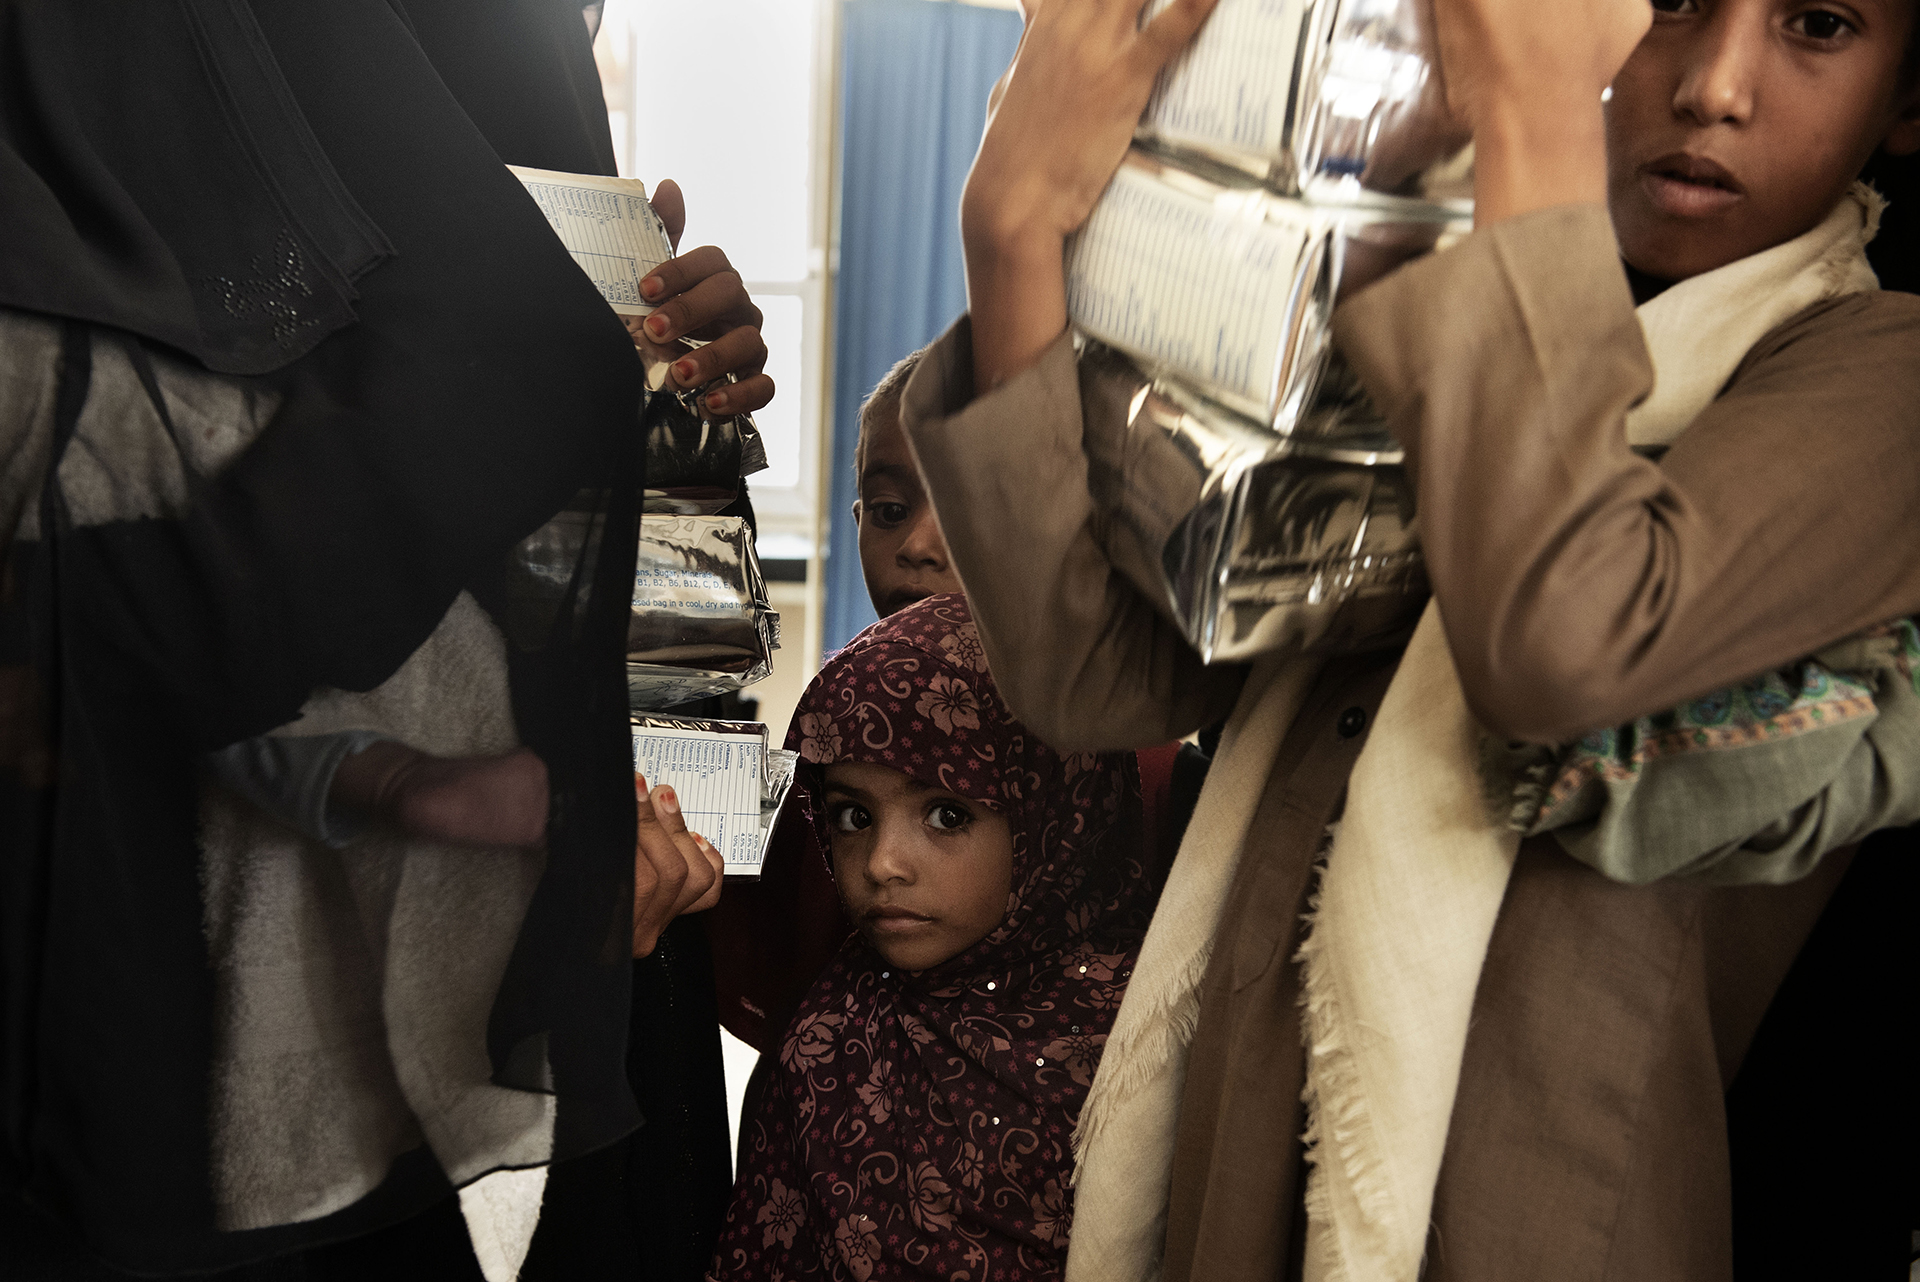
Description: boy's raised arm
xmin=1335 ymin=208 xmax=1920 ymax=743
xmin=1428 ymin=0 xmax=1648 ymax=229
xmin=902 ymin=318 xmax=1244 ymax=753
xmin=960 ymin=0 xmax=1218 ymax=393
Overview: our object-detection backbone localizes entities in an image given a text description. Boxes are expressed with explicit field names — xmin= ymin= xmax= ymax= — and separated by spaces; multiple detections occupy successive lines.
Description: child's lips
xmin=1640 ymin=153 xmax=1744 ymax=219
xmin=866 ymin=905 xmax=935 ymax=934
xmin=882 ymin=586 xmax=933 ymax=616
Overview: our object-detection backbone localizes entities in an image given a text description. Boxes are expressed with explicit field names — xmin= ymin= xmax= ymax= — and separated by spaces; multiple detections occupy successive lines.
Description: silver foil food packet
xmin=630 ymin=714 xmax=800 ymax=878
xmin=1065 ymin=149 xmax=1467 ymax=432
xmin=642 ymin=386 xmax=749 ymax=515
xmin=1137 ymin=0 xmax=1473 ymax=202
xmin=638 ymin=333 xmax=767 ymax=515
xmin=629 ymin=515 xmax=781 ymax=710
xmin=1080 ymin=340 xmax=1425 ymax=664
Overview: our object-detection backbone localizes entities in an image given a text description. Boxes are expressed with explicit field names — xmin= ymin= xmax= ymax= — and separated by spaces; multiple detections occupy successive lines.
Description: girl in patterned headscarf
xmin=709 ymin=593 xmax=1156 ymax=1281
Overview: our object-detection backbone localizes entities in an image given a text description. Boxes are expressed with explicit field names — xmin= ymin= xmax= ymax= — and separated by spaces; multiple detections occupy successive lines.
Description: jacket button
xmin=1337 ymin=707 xmax=1367 ymax=738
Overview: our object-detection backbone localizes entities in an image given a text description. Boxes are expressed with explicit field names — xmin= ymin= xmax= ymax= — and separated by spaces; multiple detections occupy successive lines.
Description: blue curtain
xmin=824 ymin=0 xmax=1023 ymax=653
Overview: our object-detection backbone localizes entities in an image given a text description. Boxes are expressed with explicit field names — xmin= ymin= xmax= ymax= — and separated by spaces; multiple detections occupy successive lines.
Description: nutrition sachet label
xmin=508 ymin=165 xmax=674 ymax=317
xmin=630 ymin=726 xmax=765 ymax=871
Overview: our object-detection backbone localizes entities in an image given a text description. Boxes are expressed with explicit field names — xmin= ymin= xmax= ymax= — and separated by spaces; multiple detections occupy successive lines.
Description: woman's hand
xmin=961 ymin=0 xmax=1218 ymax=392
xmin=1429 ymin=0 xmax=1649 ymax=225
xmin=334 ymin=742 xmax=551 ymax=847
xmin=632 ymin=774 xmax=724 ymax=958
xmin=625 ymin=178 xmax=774 ymax=417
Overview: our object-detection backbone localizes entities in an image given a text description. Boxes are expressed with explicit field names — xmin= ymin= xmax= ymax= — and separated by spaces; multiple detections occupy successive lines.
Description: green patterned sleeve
xmin=1490 ymin=621 xmax=1920 ymax=885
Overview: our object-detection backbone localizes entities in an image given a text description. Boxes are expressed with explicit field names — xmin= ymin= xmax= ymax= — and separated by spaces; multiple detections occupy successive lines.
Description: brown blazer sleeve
xmin=900 ymin=317 xmax=1245 ymax=752
xmin=1334 ymin=203 xmax=1920 ymax=743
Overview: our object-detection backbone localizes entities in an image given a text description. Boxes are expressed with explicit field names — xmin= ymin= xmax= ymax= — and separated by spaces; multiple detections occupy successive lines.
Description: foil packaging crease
xmin=754 ymin=748 xmax=802 ymax=879
xmin=1065 ymin=150 xmax=1468 ymax=432
xmin=1080 ymin=341 xmax=1425 ymax=664
xmin=1138 ymin=0 xmax=1473 ymax=203
xmin=629 ymin=715 xmax=800 ymax=878
xmin=639 ymin=333 xmax=768 ymax=513
xmin=629 ymin=515 xmax=780 ymax=710
xmin=630 ymin=714 xmax=769 ymax=739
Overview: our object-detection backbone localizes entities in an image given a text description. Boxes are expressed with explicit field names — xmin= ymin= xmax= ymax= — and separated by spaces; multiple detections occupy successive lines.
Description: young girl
xmin=896 ymin=0 xmax=1920 ymax=1278
xmin=707 ymin=594 xmax=1155 ymax=1281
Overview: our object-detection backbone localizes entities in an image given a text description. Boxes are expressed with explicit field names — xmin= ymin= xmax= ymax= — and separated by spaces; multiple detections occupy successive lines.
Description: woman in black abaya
xmin=0 ymin=0 xmax=761 ymax=1275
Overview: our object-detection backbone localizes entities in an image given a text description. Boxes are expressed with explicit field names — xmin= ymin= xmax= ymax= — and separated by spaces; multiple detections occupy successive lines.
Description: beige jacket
xmin=901 ymin=204 xmax=1920 ymax=1280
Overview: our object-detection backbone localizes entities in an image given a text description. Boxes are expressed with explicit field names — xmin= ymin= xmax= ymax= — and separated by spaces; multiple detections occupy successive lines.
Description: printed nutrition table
xmin=630 ymin=726 xmax=765 ymax=871
xmin=507 ymin=165 xmax=674 ymax=317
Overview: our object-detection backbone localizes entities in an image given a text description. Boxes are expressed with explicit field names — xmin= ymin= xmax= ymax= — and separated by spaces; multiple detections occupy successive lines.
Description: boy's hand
xmin=962 ymin=0 xmax=1219 ymax=392
xmin=1430 ymin=0 xmax=1648 ymax=224
xmin=632 ymin=774 xmax=724 ymax=958
xmin=1432 ymin=0 xmax=1647 ymax=126
xmin=624 ymin=178 xmax=774 ymax=417
xmin=968 ymin=0 xmax=1215 ymax=253
xmin=336 ymin=742 xmax=550 ymax=847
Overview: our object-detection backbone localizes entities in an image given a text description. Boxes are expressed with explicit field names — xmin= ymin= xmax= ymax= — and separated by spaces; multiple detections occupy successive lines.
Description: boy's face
xmin=1607 ymin=0 xmax=1920 ymax=282
xmin=823 ymin=762 xmax=1014 ymax=973
xmin=854 ymin=408 xmax=965 ymax=617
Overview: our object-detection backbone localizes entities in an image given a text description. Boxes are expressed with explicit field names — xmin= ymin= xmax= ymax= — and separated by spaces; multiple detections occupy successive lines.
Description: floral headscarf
xmin=709 ymin=594 xmax=1155 ymax=1281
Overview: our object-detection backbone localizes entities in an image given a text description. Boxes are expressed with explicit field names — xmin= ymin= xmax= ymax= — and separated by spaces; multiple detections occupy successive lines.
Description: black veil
xmin=1 ymin=0 xmax=651 ymax=1270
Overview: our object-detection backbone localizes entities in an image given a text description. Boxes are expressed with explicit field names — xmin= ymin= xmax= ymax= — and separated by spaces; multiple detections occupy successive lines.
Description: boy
xmin=903 ymin=0 xmax=1920 ymax=1278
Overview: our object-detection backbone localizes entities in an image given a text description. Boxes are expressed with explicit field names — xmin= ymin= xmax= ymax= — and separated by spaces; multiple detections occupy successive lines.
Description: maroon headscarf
xmin=709 ymin=594 xmax=1155 ymax=1281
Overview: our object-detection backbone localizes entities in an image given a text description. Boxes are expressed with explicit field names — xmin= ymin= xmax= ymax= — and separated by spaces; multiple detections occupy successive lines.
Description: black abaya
xmin=0 ymin=0 xmax=660 ymax=1272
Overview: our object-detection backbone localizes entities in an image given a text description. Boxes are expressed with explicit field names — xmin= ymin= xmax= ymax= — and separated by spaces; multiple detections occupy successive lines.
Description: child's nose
xmin=1673 ymin=8 xmax=1758 ymax=127
xmin=866 ymin=836 xmax=917 ymax=884
xmin=897 ymin=510 xmax=951 ymax=569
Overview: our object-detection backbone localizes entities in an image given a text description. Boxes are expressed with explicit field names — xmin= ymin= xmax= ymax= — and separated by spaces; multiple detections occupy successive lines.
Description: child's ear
xmin=851 ymin=499 xmax=864 ymax=526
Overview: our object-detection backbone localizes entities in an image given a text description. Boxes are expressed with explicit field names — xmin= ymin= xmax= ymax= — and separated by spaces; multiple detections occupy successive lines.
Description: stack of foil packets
xmin=628 ymin=287 xmax=781 ymax=714
xmin=628 ymin=515 xmax=781 ymax=710
xmin=1079 ymin=343 xmax=1422 ymax=664
xmin=505 ymin=161 xmax=782 ymax=707
xmin=630 ymin=314 xmax=792 ymax=876
xmin=1066 ymin=0 xmax=1470 ymax=661
xmin=1136 ymin=0 xmax=1471 ymax=202
xmin=627 ymin=397 xmax=789 ymax=877
xmin=507 ymin=162 xmax=793 ymax=873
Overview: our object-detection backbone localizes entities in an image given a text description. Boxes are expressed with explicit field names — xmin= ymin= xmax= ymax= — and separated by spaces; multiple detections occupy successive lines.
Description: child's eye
xmin=828 ymin=801 xmax=871 ymax=833
xmin=1787 ymin=7 xmax=1853 ymax=39
xmin=1649 ymin=0 xmax=1698 ymax=14
xmin=869 ymin=501 xmax=910 ymax=528
xmin=925 ymin=801 xmax=971 ymax=832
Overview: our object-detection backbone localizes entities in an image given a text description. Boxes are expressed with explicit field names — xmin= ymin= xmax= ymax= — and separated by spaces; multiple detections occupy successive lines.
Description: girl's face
xmin=823 ymin=762 xmax=1014 ymax=973
xmin=1606 ymin=0 xmax=1920 ymax=282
